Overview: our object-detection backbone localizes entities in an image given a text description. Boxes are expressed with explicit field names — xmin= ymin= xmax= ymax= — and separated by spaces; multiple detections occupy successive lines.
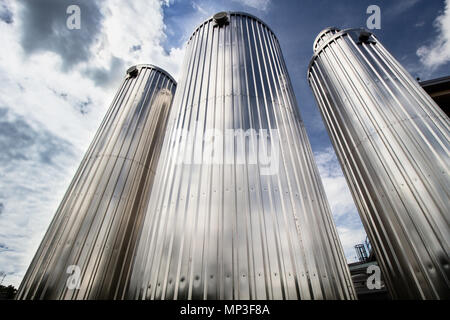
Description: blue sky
xmin=0 ymin=0 xmax=448 ymax=288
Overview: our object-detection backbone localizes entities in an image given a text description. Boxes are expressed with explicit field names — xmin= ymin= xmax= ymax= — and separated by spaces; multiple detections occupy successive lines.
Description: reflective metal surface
xmin=16 ymin=65 xmax=176 ymax=299
xmin=308 ymin=28 xmax=450 ymax=299
xmin=312 ymin=27 xmax=340 ymax=52
xmin=126 ymin=12 xmax=355 ymax=300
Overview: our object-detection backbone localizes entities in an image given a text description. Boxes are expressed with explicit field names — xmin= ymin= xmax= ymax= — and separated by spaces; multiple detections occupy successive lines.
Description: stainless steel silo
xmin=16 ymin=64 xmax=176 ymax=299
xmin=126 ymin=12 xmax=356 ymax=300
xmin=308 ymin=28 xmax=450 ymax=299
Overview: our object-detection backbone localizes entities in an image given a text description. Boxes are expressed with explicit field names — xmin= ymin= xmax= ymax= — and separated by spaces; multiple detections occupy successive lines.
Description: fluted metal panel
xmin=313 ymin=27 xmax=340 ymax=52
xmin=308 ymin=28 xmax=450 ymax=299
xmin=127 ymin=12 xmax=355 ymax=300
xmin=16 ymin=65 xmax=176 ymax=299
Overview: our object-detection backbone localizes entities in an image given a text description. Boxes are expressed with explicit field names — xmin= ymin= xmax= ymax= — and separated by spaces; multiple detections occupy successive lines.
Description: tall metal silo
xmin=308 ymin=28 xmax=450 ymax=299
xmin=126 ymin=12 xmax=355 ymax=300
xmin=16 ymin=64 xmax=176 ymax=299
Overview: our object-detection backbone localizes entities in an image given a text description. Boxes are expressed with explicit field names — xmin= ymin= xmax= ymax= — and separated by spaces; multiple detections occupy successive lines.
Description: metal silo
xmin=308 ymin=28 xmax=450 ymax=299
xmin=16 ymin=64 xmax=176 ymax=299
xmin=126 ymin=12 xmax=355 ymax=300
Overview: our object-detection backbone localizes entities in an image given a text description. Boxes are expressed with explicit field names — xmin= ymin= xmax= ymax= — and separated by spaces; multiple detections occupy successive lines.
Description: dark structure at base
xmin=420 ymin=76 xmax=450 ymax=117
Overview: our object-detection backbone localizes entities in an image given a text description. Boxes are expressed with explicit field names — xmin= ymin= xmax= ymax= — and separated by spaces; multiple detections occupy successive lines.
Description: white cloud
xmin=417 ymin=0 xmax=450 ymax=69
xmin=415 ymin=21 xmax=425 ymax=28
xmin=314 ymin=147 xmax=367 ymax=263
xmin=0 ymin=0 xmax=184 ymax=287
xmin=314 ymin=147 xmax=356 ymax=218
xmin=96 ymin=0 xmax=185 ymax=80
xmin=191 ymin=1 xmax=209 ymax=16
xmin=388 ymin=0 xmax=420 ymax=16
xmin=231 ymin=0 xmax=271 ymax=12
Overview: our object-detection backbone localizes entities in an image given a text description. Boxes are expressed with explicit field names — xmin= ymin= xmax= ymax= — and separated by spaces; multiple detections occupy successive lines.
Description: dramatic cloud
xmin=0 ymin=0 xmax=184 ymax=287
xmin=0 ymin=108 xmax=73 ymax=164
xmin=18 ymin=0 xmax=104 ymax=70
xmin=417 ymin=0 xmax=450 ymax=69
xmin=83 ymin=55 xmax=125 ymax=88
xmin=0 ymin=1 xmax=13 ymax=24
xmin=96 ymin=0 xmax=184 ymax=80
xmin=0 ymin=107 xmax=76 ymax=287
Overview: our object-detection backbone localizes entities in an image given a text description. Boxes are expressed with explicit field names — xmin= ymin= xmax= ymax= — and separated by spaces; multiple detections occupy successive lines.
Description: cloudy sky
xmin=0 ymin=0 xmax=448 ymax=288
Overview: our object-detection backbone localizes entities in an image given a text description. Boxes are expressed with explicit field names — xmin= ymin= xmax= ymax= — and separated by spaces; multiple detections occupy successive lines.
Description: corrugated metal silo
xmin=308 ymin=28 xmax=450 ymax=299
xmin=16 ymin=64 xmax=176 ymax=299
xmin=126 ymin=12 xmax=356 ymax=300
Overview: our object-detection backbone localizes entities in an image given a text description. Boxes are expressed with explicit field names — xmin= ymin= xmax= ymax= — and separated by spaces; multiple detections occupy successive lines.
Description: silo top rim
xmin=188 ymin=11 xmax=278 ymax=42
xmin=126 ymin=64 xmax=177 ymax=84
xmin=312 ymin=27 xmax=340 ymax=51
xmin=307 ymin=28 xmax=372 ymax=78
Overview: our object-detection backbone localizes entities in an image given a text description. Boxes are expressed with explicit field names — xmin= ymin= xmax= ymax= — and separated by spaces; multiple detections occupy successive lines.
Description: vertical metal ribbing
xmin=127 ymin=12 xmax=355 ymax=300
xmin=308 ymin=28 xmax=450 ymax=299
xmin=16 ymin=65 xmax=176 ymax=299
xmin=313 ymin=27 xmax=340 ymax=52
